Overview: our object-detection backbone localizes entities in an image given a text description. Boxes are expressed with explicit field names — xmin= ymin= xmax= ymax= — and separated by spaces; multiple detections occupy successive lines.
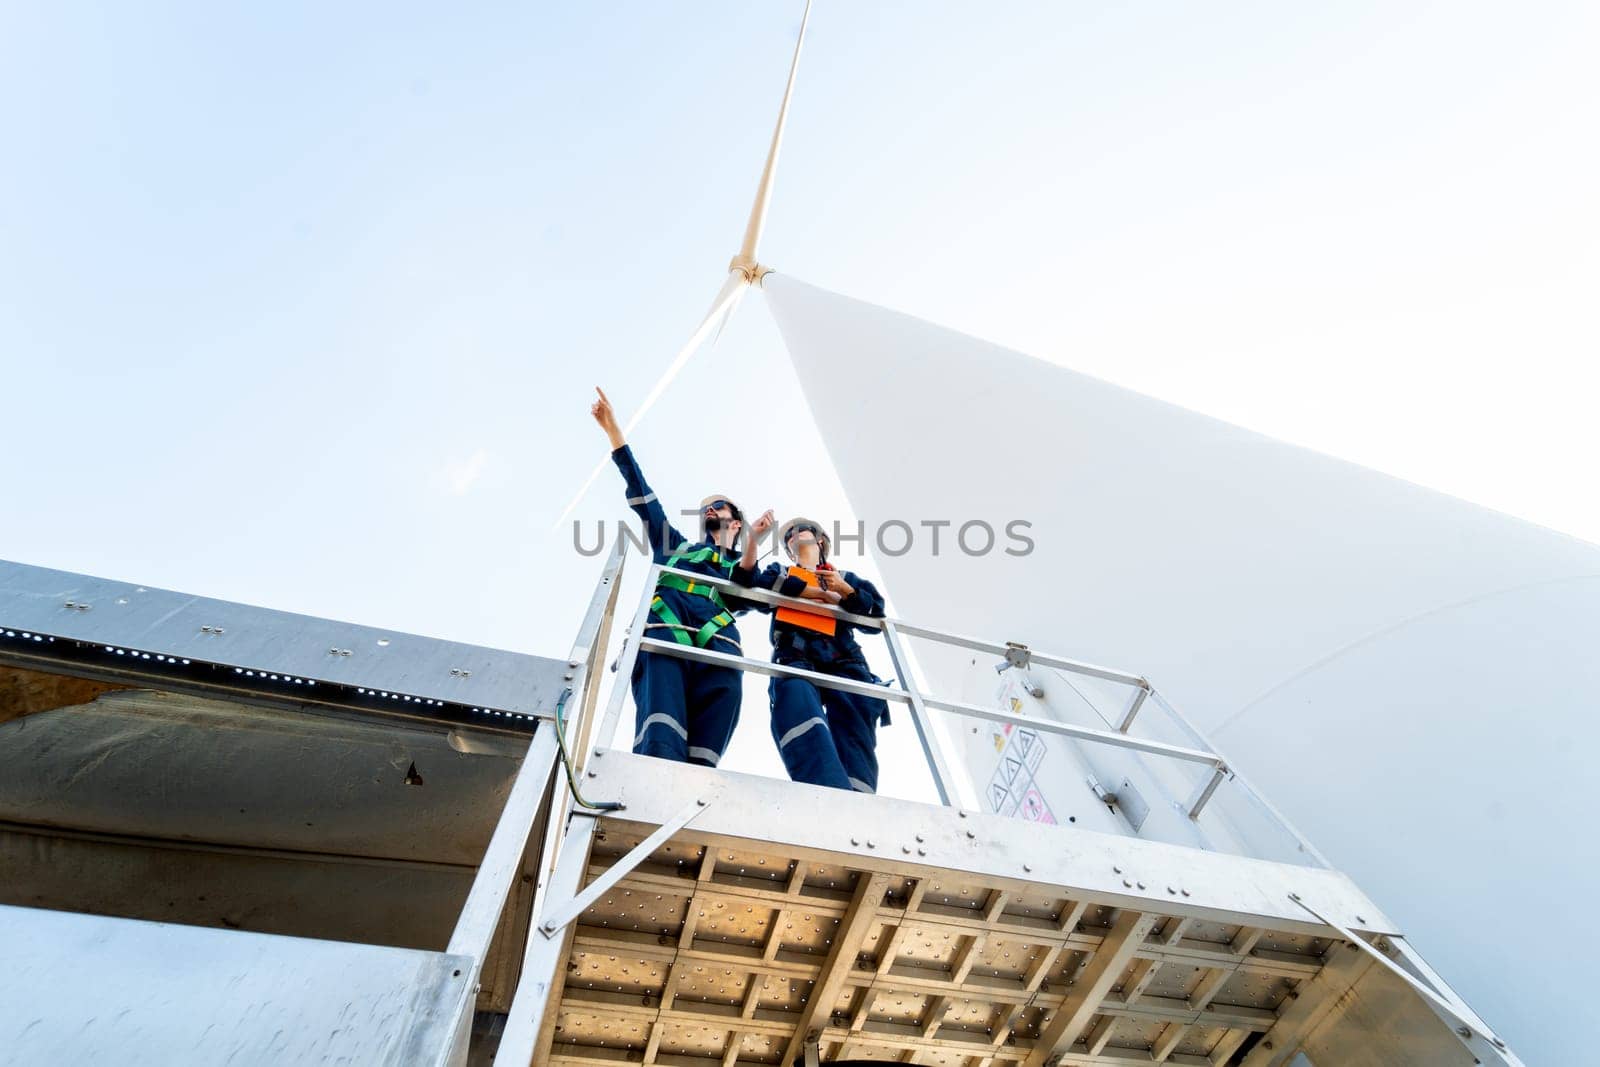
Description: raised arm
xmin=591 ymin=386 xmax=688 ymax=560
xmin=732 ymin=508 xmax=839 ymax=606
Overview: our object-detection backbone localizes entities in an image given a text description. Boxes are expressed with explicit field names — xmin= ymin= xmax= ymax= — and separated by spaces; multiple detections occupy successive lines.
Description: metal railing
xmin=584 ymin=547 xmax=1325 ymax=863
xmin=478 ymin=542 xmax=1338 ymax=1065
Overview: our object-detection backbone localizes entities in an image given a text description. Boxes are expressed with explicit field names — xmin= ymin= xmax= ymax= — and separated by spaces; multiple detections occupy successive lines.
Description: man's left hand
xmin=818 ymin=570 xmax=854 ymax=598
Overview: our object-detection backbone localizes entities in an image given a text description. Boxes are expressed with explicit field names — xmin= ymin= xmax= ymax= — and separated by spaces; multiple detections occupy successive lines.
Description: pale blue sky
xmin=5 ymin=2 xmax=1597 ymax=794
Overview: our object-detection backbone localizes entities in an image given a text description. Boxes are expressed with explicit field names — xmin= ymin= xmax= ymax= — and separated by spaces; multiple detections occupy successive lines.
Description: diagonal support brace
xmin=1288 ymin=893 xmax=1520 ymax=1066
xmin=538 ymin=793 xmax=715 ymax=937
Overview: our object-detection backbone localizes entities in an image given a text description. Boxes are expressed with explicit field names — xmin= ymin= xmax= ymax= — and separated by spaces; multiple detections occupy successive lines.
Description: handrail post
xmin=881 ymin=618 xmax=961 ymax=808
xmin=595 ymin=561 xmax=660 ymax=754
xmin=569 ymin=541 xmax=628 ymax=774
xmin=1186 ymin=763 xmax=1230 ymax=820
xmin=1116 ymin=683 xmax=1149 ymax=733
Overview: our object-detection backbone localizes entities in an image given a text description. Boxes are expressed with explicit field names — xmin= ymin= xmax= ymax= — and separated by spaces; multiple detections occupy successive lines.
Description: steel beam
xmin=493 ymin=815 xmax=597 ymax=1065
xmin=1026 ymin=909 xmax=1158 ymax=1067
xmin=537 ymin=794 xmax=715 ymax=937
xmin=778 ymin=872 xmax=893 ymax=1065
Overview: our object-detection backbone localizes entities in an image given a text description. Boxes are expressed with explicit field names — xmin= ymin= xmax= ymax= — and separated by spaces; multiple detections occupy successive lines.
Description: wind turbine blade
xmin=553 ymin=271 xmax=750 ymax=528
xmin=623 ymin=271 xmax=748 ymax=437
xmin=707 ymin=275 xmax=748 ymax=348
xmin=732 ymin=0 xmax=813 ymax=272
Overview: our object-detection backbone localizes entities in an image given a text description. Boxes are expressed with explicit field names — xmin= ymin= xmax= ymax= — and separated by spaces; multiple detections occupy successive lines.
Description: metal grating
xmin=530 ymin=753 xmax=1448 ymax=1067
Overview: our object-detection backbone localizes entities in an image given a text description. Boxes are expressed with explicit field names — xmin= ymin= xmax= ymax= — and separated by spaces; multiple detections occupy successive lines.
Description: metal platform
xmin=0 ymin=548 xmax=1520 ymax=1066
xmin=515 ymin=752 xmax=1504 ymax=1067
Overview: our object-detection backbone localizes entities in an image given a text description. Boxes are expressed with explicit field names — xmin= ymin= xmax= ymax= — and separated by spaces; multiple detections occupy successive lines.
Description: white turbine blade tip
xmin=553 ymin=273 xmax=748 ymax=530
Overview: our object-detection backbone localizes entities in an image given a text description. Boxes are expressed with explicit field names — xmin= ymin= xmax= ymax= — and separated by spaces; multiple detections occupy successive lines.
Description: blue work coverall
xmin=612 ymin=445 xmax=750 ymax=767
xmin=733 ymin=561 xmax=891 ymax=793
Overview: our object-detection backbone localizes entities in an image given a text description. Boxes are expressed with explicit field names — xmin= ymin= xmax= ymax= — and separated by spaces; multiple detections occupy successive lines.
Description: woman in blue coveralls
xmin=734 ymin=512 xmax=892 ymax=794
xmin=591 ymin=386 xmax=755 ymax=768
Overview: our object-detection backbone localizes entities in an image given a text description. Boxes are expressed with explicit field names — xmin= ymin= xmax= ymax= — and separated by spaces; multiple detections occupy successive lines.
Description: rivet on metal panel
xmin=1137 ymin=882 xmax=1146 ymax=890
xmin=917 ymin=849 xmax=926 ymax=856
xmin=851 ymin=838 xmax=859 ymax=846
xmin=901 ymin=846 xmax=911 ymax=854
xmin=1113 ymin=866 xmax=1122 ymax=874
xmin=1122 ymin=880 xmax=1132 ymax=888
xmin=915 ymin=834 xmax=924 ymax=842
xmin=1181 ymin=889 xmax=1190 ymax=897
xmin=866 ymin=840 xmax=876 ymax=849
xmin=1024 ymin=864 xmax=1032 ymax=873
xmin=965 ymin=830 xmax=975 ymax=839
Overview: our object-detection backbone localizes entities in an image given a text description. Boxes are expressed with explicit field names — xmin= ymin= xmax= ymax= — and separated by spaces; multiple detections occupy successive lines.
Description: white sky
xmin=4 ymin=2 xmax=1597 ymax=795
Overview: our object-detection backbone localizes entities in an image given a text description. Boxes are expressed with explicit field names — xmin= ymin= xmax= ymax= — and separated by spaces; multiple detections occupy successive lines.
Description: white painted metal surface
xmin=0 ymin=904 xmax=476 ymax=1066
xmin=0 ymin=559 xmax=566 ymax=721
xmin=763 ymin=272 xmax=1585 ymax=1061
xmin=500 ymin=752 xmax=1513 ymax=1066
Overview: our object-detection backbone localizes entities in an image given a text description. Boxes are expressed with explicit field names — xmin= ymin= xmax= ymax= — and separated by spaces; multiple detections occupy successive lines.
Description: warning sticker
xmin=982 ymin=686 xmax=1053 ymax=823
xmin=1019 ymin=787 xmax=1056 ymax=824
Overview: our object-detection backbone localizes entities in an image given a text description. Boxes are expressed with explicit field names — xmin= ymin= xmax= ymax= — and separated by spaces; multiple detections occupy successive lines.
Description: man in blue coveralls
xmin=590 ymin=386 xmax=755 ymax=768
xmin=733 ymin=512 xmax=893 ymax=793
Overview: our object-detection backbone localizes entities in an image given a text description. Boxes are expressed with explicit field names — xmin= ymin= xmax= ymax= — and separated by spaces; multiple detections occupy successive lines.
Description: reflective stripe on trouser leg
xmin=630 ymin=651 xmax=689 ymax=762
xmin=820 ymin=667 xmax=885 ymax=795
xmin=769 ymin=675 xmax=851 ymax=790
xmin=684 ymin=659 xmax=742 ymax=767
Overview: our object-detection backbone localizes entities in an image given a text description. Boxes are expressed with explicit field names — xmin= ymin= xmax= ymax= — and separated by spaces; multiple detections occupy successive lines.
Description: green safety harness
xmin=649 ymin=545 xmax=741 ymax=652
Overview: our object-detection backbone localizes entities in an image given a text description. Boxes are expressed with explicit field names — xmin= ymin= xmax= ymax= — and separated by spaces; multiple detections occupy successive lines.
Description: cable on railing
xmin=553 ymin=686 xmax=623 ymax=812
